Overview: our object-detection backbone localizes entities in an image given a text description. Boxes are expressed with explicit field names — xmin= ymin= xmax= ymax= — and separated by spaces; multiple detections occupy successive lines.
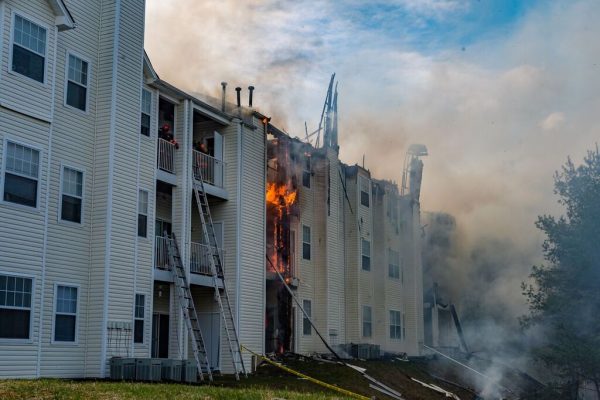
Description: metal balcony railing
xmin=157 ymin=138 xmax=176 ymax=174
xmin=155 ymin=236 xmax=171 ymax=270
xmin=190 ymin=242 xmax=224 ymax=276
xmin=192 ymin=150 xmax=224 ymax=188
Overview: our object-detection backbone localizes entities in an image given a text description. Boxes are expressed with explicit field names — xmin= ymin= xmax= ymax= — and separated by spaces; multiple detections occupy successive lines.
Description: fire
xmin=266 ymin=183 xmax=297 ymax=209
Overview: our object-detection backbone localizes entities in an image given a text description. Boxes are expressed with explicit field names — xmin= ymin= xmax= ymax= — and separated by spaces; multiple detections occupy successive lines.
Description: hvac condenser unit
xmin=161 ymin=359 xmax=183 ymax=381
xmin=110 ymin=357 xmax=136 ymax=380
xmin=182 ymin=360 xmax=198 ymax=383
xmin=135 ymin=358 xmax=162 ymax=381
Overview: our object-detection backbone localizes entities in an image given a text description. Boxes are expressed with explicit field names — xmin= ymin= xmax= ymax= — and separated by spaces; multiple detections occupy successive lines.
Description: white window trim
xmin=361 ymin=239 xmax=371 ymax=271
xmin=359 ymin=176 xmax=370 ymax=208
xmin=51 ymin=282 xmax=80 ymax=345
xmin=388 ymin=249 xmax=400 ymax=280
xmin=362 ymin=305 xmax=372 ymax=338
xmin=58 ymin=163 xmax=85 ymax=226
xmin=389 ymin=310 xmax=402 ymax=340
xmin=8 ymin=10 xmax=50 ymax=86
xmin=63 ymin=50 xmax=91 ymax=114
xmin=302 ymin=299 xmax=312 ymax=336
xmin=137 ymin=188 xmax=150 ymax=241
xmin=0 ymin=271 xmax=35 ymax=344
xmin=134 ymin=293 xmax=145 ymax=345
xmin=302 ymin=155 xmax=311 ymax=189
xmin=0 ymin=136 xmax=43 ymax=212
xmin=302 ymin=224 xmax=311 ymax=260
xmin=140 ymin=87 xmax=152 ymax=137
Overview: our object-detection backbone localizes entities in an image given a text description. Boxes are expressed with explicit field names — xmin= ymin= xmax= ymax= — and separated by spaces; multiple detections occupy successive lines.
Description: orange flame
xmin=266 ymin=183 xmax=297 ymax=208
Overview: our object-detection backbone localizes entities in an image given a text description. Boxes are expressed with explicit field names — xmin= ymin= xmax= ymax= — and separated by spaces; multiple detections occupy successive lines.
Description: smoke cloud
xmin=146 ymin=0 xmax=599 ymax=386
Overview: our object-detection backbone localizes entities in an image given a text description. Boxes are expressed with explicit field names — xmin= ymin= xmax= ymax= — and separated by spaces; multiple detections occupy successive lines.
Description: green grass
xmin=0 ymin=379 xmax=352 ymax=400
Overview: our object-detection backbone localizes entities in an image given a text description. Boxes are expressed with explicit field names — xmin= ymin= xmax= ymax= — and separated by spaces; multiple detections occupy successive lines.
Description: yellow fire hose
xmin=240 ymin=345 xmax=370 ymax=400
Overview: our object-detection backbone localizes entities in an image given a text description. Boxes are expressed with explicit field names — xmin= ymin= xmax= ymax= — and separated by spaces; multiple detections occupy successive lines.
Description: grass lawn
xmin=0 ymin=379 xmax=352 ymax=400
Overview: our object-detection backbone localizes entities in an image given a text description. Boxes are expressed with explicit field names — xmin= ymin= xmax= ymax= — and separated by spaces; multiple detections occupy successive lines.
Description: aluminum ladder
xmin=192 ymin=175 xmax=247 ymax=380
xmin=164 ymin=232 xmax=213 ymax=382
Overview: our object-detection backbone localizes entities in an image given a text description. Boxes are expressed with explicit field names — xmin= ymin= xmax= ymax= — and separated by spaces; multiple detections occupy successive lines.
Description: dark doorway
xmin=151 ymin=313 xmax=169 ymax=358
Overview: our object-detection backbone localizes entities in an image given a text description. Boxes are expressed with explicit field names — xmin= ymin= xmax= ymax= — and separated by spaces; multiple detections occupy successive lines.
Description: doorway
xmin=151 ymin=313 xmax=170 ymax=358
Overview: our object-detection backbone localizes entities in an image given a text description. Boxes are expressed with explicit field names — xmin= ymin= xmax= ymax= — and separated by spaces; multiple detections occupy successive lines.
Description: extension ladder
xmin=193 ymin=174 xmax=247 ymax=380
xmin=164 ymin=233 xmax=213 ymax=382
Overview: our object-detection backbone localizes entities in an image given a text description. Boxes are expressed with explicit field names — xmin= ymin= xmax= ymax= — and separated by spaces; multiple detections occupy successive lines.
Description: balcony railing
xmin=155 ymin=236 xmax=224 ymax=277
xmin=190 ymin=242 xmax=224 ymax=276
xmin=155 ymin=236 xmax=171 ymax=270
xmin=157 ymin=138 xmax=176 ymax=174
xmin=193 ymin=150 xmax=224 ymax=188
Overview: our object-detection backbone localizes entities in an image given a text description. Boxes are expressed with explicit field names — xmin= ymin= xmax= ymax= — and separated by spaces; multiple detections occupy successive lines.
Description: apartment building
xmin=265 ymin=84 xmax=426 ymax=357
xmin=0 ymin=0 xmax=265 ymax=378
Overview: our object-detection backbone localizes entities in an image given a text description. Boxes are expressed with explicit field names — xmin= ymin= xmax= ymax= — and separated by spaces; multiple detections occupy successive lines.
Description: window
xmin=12 ymin=15 xmax=47 ymax=83
xmin=65 ymin=54 xmax=89 ymax=111
xmin=0 ymin=274 xmax=32 ymax=339
xmin=60 ymin=167 xmax=83 ymax=223
xmin=134 ymin=294 xmax=145 ymax=343
xmin=302 ymin=155 xmax=311 ymax=188
xmin=3 ymin=141 xmax=40 ymax=207
xmin=402 ymin=313 xmax=406 ymax=338
xmin=390 ymin=310 xmax=402 ymax=339
xmin=54 ymin=285 xmax=77 ymax=342
xmin=361 ymin=239 xmax=370 ymax=271
xmin=138 ymin=189 xmax=148 ymax=237
xmin=362 ymin=305 xmax=372 ymax=338
xmin=302 ymin=299 xmax=312 ymax=335
xmin=302 ymin=225 xmax=311 ymax=260
xmin=141 ymin=89 xmax=152 ymax=136
xmin=360 ymin=177 xmax=370 ymax=207
xmin=388 ymin=249 xmax=400 ymax=279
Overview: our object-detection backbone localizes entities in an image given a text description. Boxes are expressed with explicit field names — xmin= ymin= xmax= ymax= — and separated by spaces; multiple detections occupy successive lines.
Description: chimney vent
xmin=248 ymin=85 xmax=255 ymax=108
xmin=235 ymin=87 xmax=241 ymax=108
xmin=221 ymin=82 xmax=227 ymax=112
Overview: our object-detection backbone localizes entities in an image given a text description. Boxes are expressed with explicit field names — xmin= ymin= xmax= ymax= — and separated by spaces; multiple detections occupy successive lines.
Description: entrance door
xmin=151 ymin=313 xmax=170 ymax=358
xmin=198 ymin=312 xmax=220 ymax=370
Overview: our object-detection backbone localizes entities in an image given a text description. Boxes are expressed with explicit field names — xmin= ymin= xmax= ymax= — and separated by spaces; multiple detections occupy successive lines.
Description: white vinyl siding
xmin=11 ymin=14 xmax=47 ymax=83
xmin=53 ymin=285 xmax=78 ymax=343
xmin=362 ymin=305 xmax=372 ymax=338
xmin=390 ymin=310 xmax=402 ymax=339
xmin=0 ymin=274 xmax=32 ymax=339
xmin=302 ymin=300 xmax=312 ymax=336
xmin=65 ymin=53 xmax=89 ymax=111
xmin=2 ymin=140 xmax=40 ymax=208
xmin=59 ymin=166 xmax=83 ymax=224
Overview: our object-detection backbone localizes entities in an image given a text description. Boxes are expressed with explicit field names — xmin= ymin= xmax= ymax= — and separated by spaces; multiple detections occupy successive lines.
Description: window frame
xmin=8 ymin=11 xmax=49 ymax=85
xmin=302 ymin=225 xmax=311 ymax=260
xmin=359 ymin=176 xmax=370 ymax=208
xmin=361 ymin=239 xmax=371 ymax=271
xmin=58 ymin=163 xmax=85 ymax=225
xmin=140 ymin=88 xmax=152 ymax=137
xmin=362 ymin=305 xmax=372 ymax=338
xmin=51 ymin=283 xmax=80 ymax=345
xmin=302 ymin=155 xmax=311 ymax=188
xmin=137 ymin=189 xmax=149 ymax=238
xmin=302 ymin=299 xmax=312 ymax=336
xmin=388 ymin=248 xmax=400 ymax=279
xmin=0 ymin=271 xmax=35 ymax=343
xmin=134 ymin=293 xmax=145 ymax=344
xmin=389 ymin=310 xmax=402 ymax=340
xmin=63 ymin=50 xmax=91 ymax=113
xmin=1 ymin=137 xmax=42 ymax=211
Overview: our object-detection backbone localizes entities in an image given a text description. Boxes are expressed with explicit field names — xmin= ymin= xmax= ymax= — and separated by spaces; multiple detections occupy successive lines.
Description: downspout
xmin=235 ymin=118 xmax=242 ymax=339
xmin=36 ymin=23 xmax=60 ymax=378
xmin=262 ymin=119 xmax=268 ymax=355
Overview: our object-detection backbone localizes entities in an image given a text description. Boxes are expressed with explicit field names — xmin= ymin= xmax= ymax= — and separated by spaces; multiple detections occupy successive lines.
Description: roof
xmin=47 ymin=0 xmax=75 ymax=31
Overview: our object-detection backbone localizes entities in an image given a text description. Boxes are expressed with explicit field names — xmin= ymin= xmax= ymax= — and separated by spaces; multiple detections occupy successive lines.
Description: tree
xmin=522 ymin=147 xmax=600 ymax=399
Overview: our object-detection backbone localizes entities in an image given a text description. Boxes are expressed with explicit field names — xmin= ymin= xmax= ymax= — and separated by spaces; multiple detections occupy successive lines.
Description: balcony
xmin=193 ymin=150 xmax=224 ymax=189
xmin=190 ymin=242 xmax=224 ymax=276
xmin=157 ymin=138 xmax=176 ymax=172
xmin=154 ymin=236 xmax=224 ymax=279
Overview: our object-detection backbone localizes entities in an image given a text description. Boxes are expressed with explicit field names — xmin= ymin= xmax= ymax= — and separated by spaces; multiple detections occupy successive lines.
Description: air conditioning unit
xmin=110 ymin=357 xmax=136 ymax=380
xmin=136 ymin=358 xmax=162 ymax=381
xmin=182 ymin=360 xmax=198 ymax=383
xmin=161 ymin=359 xmax=183 ymax=381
